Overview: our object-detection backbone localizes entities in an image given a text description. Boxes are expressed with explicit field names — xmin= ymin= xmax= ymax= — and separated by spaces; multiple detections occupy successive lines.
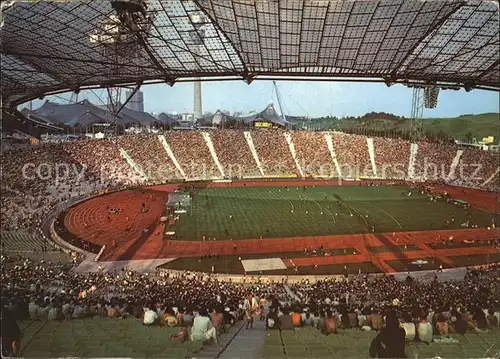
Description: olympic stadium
xmin=1 ymin=0 xmax=499 ymax=358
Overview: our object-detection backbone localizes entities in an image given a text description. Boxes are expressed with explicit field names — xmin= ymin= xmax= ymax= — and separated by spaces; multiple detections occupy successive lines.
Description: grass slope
xmin=309 ymin=113 xmax=499 ymax=141
xmin=170 ymin=185 xmax=493 ymax=241
xmin=263 ymin=326 xmax=499 ymax=358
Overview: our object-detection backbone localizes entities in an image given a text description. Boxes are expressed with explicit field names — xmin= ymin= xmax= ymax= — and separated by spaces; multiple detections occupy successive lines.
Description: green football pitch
xmin=168 ymin=185 xmax=493 ymax=241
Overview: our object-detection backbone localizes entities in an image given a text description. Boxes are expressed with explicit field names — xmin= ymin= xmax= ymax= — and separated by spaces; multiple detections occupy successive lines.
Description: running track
xmin=63 ymin=180 xmax=500 ymax=273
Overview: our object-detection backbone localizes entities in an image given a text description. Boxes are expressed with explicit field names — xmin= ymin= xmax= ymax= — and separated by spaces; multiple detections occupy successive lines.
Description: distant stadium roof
xmin=239 ymin=104 xmax=303 ymax=127
xmin=31 ymin=100 xmax=164 ymax=126
xmin=2 ymin=108 xmax=62 ymax=138
xmin=197 ymin=104 xmax=305 ymax=127
xmin=1 ymin=0 xmax=499 ymax=107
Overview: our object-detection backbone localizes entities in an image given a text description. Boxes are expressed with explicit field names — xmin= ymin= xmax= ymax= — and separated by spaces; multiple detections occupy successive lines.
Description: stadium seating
xmin=1 ymin=130 xmax=498 ymax=232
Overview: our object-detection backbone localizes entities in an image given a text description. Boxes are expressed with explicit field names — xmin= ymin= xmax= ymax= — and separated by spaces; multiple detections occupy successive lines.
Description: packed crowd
xmin=1 ymin=130 xmax=498 ymax=232
xmin=209 ymin=129 xmax=261 ymax=177
xmin=373 ymin=137 xmax=411 ymax=179
xmin=163 ymin=131 xmax=221 ymax=180
xmin=456 ymin=147 xmax=498 ymax=191
xmin=251 ymin=129 xmax=297 ymax=176
xmin=113 ymin=134 xmax=180 ymax=182
xmin=1 ymin=255 xmax=499 ymax=357
xmin=333 ymin=133 xmax=374 ymax=178
xmin=292 ymin=131 xmax=338 ymax=177
xmin=413 ymin=140 xmax=457 ymax=181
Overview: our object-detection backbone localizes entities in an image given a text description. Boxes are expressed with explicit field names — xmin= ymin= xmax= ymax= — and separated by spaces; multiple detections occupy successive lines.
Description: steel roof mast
xmin=273 ymin=81 xmax=290 ymax=129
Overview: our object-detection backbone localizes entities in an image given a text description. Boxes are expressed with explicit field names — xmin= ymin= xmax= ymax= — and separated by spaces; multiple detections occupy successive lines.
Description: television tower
xmin=194 ymin=80 xmax=202 ymax=120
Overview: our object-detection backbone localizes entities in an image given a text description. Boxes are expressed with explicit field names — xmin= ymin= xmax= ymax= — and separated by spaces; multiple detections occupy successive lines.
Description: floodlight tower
xmin=409 ymin=85 xmax=440 ymax=142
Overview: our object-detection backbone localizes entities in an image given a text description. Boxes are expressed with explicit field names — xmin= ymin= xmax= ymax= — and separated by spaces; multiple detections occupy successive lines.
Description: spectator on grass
xmin=435 ymin=313 xmax=449 ymax=336
xmin=143 ymin=306 xmax=158 ymax=326
xmin=400 ymin=313 xmax=416 ymax=341
xmin=417 ymin=313 xmax=433 ymax=342
xmin=1 ymin=305 xmax=22 ymax=357
xmin=266 ymin=308 xmax=280 ymax=330
xmin=321 ymin=310 xmax=337 ymax=335
xmin=183 ymin=307 xmax=194 ymax=326
xmin=369 ymin=311 xmax=406 ymax=358
xmin=210 ymin=304 xmax=224 ymax=333
xmin=291 ymin=308 xmax=302 ymax=327
xmin=163 ymin=307 xmax=177 ymax=327
xmin=371 ymin=309 xmax=384 ymax=331
xmin=191 ymin=308 xmax=218 ymax=344
xmin=450 ymin=309 xmax=467 ymax=335
xmin=487 ymin=309 xmax=498 ymax=327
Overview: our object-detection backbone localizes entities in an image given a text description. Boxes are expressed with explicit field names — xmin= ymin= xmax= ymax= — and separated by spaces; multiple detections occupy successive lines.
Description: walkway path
xmin=218 ymin=317 xmax=267 ymax=359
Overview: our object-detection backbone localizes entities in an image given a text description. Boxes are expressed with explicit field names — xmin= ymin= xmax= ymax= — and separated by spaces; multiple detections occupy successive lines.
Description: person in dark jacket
xmin=369 ymin=311 xmax=406 ymax=358
xmin=1 ymin=305 xmax=22 ymax=357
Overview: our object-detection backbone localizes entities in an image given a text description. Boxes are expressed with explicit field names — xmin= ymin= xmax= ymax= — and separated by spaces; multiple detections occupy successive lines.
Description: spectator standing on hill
xmin=369 ymin=311 xmax=406 ymax=358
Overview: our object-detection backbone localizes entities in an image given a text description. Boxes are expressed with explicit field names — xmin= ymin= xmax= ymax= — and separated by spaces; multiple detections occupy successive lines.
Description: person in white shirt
xmin=143 ymin=308 xmax=158 ymax=326
xmin=190 ymin=309 xmax=218 ymax=344
xmin=400 ymin=313 xmax=416 ymax=341
xmin=29 ymin=300 xmax=40 ymax=320
xmin=417 ymin=316 xmax=433 ymax=343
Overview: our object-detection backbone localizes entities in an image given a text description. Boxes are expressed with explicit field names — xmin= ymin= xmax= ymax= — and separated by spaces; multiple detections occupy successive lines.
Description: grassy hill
xmin=306 ymin=113 xmax=499 ymax=141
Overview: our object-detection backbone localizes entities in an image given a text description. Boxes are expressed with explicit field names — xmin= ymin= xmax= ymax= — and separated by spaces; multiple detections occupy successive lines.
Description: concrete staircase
xmin=218 ymin=318 xmax=267 ymax=359
xmin=447 ymin=150 xmax=463 ymax=181
xmin=366 ymin=137 xmax=377 ymax=177
xmin=284 ymin=132 xmax=304 ymax=177
xmin=244 ymin=131 xmax=265 ymax=177
xmin=408 ymin=143 xmax=418 ymax=179
xmin=202 ymin=132 xmax=225 ymax=178
xmin=324 ymin=133 xmax=342 ymax=177
xmin=119 ymin=148 xmax=148 ymax=181
xmin=157 ymin=134 xmax=187 ymax=180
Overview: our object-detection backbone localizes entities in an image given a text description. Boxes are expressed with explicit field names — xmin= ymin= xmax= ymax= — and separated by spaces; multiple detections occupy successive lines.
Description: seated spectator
xmin=266 ymin=308 xmax=280 ymax=330
xmin=183 ymin=307 xmax=194 ymax=327
xmin=190 ymin=308 xmax=218 ymax=345
xmin=47 ymin=305 xmax=60 ymax=321
xmin=417 ymin=314 xmax=433 ymax=342
xmin=176 ymin=308 xmax=184 ymax=326
xmin=348 ymin=308 xmax=358 ymax=328
xmin=211 ymin=305 xmax=224 ymax=333
xmin=279 ymin=308 xmax=294 ymax=329
xmin=62 ymin=300 xmax=73 ymax=320
xmin=400 ymin=313 xmax=416 ymax=341
xmin=1 ymin=305 xmax=21 ymax=357
xmin=471 ymin=306 xmax=488 ymax=331
xmin=369 ymin=311 xmax=406 ymax=358
xmin=435 ymin=313 xmax=449 ymax=336
xmin=321 ymin=310 xmax=337 ymax=335
xmin=450 ymin=309 xmax=467 ymax=335
xmin=303 ymin=311 xmax=314 ymax=326
xmin=487 ymin=309 xmax=498 ymax=327
xmin=163 ymin=307 xmax=178 ymax=327
xmin=143 ymin=307 xmax=158 ymax=326
xmin=291 ymin=308 xmax=302 ymax=327
xmin=107 ymin=304 xmax=120 ymax=318
xmin=371 ymin=310 xmax=384 ymax=331
xmin=170 ymin=327 xmax=188 ymax=344
xmin=312 ymin=311 xmax=321 ymax=327
xmin=29 ymin=299 xmax=40 ymax=320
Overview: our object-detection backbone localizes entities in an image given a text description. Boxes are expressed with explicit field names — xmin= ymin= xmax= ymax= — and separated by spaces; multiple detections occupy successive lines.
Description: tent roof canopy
xmin=196 ymin=104 xmax=305 ymax=127
xmin=30 ymin=100 xmax=165 ymax=126
xmin=1 ymin=0 xmax=499 ymax=107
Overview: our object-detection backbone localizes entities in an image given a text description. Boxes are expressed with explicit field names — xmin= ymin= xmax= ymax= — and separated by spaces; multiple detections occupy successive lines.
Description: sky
xmin=31 ymin=80 xmax=499 ymax=118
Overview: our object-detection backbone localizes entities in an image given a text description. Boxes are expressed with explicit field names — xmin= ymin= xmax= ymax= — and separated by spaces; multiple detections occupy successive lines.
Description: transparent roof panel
xmin=1 ymin=0 xmax=498 ymax=105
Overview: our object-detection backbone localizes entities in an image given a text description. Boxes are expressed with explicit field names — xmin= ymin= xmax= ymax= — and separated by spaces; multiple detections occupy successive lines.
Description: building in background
xmin=125 ymin=90 xmax=144 ymax=112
